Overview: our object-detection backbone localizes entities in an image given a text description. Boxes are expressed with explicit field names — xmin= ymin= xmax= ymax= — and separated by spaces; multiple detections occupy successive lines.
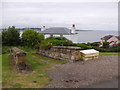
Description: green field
xmin=2 ymin=46 xmax=66 ymax=88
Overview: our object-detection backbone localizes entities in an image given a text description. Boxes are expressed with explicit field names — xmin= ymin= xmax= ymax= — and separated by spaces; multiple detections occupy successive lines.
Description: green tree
xmin=103 ymin=41 xmax=109 ymax=48
xmin=2 ymin=26 xmax=20 ymax=46
xmin=22 ymin=29 xmax=44 ymax=47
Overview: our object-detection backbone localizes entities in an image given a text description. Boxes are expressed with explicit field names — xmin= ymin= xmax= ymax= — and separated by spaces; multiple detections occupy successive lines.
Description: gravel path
xmin=45 ymin=55 xmax=118 ymax=88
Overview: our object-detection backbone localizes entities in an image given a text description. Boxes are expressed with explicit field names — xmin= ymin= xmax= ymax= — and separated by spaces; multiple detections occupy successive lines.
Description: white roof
xmin=80 ymin=49 xmax=99 ymax=54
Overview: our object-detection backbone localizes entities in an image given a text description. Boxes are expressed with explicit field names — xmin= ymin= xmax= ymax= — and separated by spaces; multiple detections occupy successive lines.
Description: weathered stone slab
xmin=80 ymin=49 xmax=99 ymax=61
xmin=12 ymin=47 xmax=26 ymax=63
xmin=10 ymin=47 xmax=32 ymax=73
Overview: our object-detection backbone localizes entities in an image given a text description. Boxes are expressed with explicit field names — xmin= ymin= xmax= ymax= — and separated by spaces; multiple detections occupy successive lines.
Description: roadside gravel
xmin=46 ymin=55 xmax=118 ymax=88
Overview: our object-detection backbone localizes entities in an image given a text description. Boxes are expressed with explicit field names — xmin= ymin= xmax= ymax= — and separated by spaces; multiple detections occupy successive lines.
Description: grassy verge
xmin=2 ymin=46 xmax=66 ymax=88
xmin=35 ymin=55 xmax=66 ymax=64
xmin=100 ymin=52 xmax=120 ymax=56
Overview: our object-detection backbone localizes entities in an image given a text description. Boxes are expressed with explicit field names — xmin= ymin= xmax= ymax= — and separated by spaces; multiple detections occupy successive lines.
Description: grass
xmin=0 ymin=55 xmax=2 ymax=89
xmin=2 ymin=46 xmax=66 ymax=88
xmin=35 ymin=54 xmax=66 ymax=64
xmin=100 ymin=52 xmax=120 ymax=55
xmin=2 ymin=46 xmax=119 ymax=88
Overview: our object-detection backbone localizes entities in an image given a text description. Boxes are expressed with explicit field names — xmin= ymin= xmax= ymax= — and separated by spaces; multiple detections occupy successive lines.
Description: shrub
xmin=39 ymin=41 xmax=53 ymax=50
xmin=73 ymin=43 xmax=93 ymax=50
xmin=87 ymin=42 xmax=100 ymax=47
xmin=93 ymin=46 xmax=120 ymax=52
xmin=38 ymin=37 xmax=73 ymax=50
xmin=22 ymin=29 xmax=44 ymax=47
xmin=102 ymin=41 xmax=109 ymax=48
xmin=45 ymin=37 xmax=73 ymax=46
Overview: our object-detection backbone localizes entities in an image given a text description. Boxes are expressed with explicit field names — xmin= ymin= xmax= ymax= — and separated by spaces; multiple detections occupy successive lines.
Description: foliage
xmin=2 ymin=46 xmax=66 ymax=88
xmin=72 ymin=43 xmax=93 ymax=50
xmin=45 ymin=37 xmax=73 ymax=46
xmin=0 ymin=32 xmax=1 ymax=54
xmin=2 ymin=26 xmax=20 ymax=46
xmin=39 ymin=41 xmax=53 ymax=50
xmin=39 ymin=37 xmax=73 ymax=50
xmin=22 ymin=29 xmax=44 ymax=47
xmin=87 ymin=42 xmax=100 ymax=47
xmin=102 ymin=41 xmax=109 ymax=48
xmin=93 ymin=46 xmax=120 ymax=52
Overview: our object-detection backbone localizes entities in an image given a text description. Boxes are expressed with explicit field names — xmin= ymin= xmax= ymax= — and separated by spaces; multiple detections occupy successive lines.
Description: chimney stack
xmin=71 ymin=24 xmax=76 ymax=34
xmin=41 ymin=26 xmax=46 ymax=31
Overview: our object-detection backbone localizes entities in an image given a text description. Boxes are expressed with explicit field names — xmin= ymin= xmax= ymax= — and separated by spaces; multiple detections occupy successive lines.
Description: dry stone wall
xmin=38 ymin=46 xmax=81 ymax=62
xmin=11 ymin=47 xmax=32 ymax=73
xmin=12 ymin=47 xmax=26 ymax=64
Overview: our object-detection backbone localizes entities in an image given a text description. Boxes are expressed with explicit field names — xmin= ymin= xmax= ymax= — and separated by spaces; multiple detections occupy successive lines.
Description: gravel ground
xmin=45 ymin=55 xmax=118 ymax=88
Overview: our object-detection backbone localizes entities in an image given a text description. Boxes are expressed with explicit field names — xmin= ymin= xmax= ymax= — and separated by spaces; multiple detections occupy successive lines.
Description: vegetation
xmin=100 ymin=52 xmax=120 ymax=55
xmin=2 ymin=26 xmax=20 ymax=46
xmin=45 ymin=37 xmax=73 ymax=46
xmin=2 ymin=46 xmax=66 ymax=88
xmin=0 ymin=32 xmax=2 ymax=55
xmin=39 ymin=37 xmax=73 ymax=50
xmin=72 ymin=43 xmax=93 ymax=50
xmin=93 ymin=45 xmax=120 ymax=52
xmin=22 ymin=29 xmax=44 ymax=47
xmin=2 ymin=26 xmax=119 ymax=52
xmin=1 ymin=26 xmax=120 ymax=88
xmin=102 ymin=41 xmax=109 ymax=48
xmin=87 ymin=42 xmax=100 ymax=47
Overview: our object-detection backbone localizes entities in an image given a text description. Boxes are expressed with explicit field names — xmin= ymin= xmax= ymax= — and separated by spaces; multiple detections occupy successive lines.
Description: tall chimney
xmin=71 ymin=24 xmax=76 ymax=34
xmin=41 ymin=26 xmax=45 ymax=31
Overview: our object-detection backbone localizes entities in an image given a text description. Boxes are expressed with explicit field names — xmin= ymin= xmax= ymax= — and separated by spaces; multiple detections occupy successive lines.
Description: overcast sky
xmin=1 ymin=0 xmax=118 ymax=31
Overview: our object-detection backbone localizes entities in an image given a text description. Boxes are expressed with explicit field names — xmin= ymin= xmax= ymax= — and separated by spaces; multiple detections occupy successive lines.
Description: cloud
xmin=2 ymin=2 xmax=118 ymax=30
xmin=2 ymin=0 xmax=119 ymax=3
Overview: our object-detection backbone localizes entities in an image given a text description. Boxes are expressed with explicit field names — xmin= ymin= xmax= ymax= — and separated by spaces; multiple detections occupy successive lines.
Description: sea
xmin=65 ymin=30 xmax=118 ymax=43
xmin=20 ymin=30 xmax=118 ymax=43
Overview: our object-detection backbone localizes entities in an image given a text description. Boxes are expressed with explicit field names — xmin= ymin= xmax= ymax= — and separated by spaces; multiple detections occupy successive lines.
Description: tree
xmin=102 ymin=41 xmax=109 ymax=48
xmin=22 ymin=29 xmax=44 ymax=47
xmin=2 ymin=26 xmax=20 ymax=46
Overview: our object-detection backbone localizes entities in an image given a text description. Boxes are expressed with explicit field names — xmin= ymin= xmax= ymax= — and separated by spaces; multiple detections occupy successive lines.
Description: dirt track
xmin=46 ymin=55 xmax=118 ymax=88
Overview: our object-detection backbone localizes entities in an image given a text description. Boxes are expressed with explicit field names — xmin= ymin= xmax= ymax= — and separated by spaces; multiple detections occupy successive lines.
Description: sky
xmin=1 ymin=0 xmax=119 ymax=31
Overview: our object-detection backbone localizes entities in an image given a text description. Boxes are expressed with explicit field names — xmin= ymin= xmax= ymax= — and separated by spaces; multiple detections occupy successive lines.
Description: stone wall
xmin=11 ymin=47 xmax=32 ymax=73
xmin=12 ymin=47 xmax=26 ymax=64
xmin=38 ymin=46 xmax=81 ymax=62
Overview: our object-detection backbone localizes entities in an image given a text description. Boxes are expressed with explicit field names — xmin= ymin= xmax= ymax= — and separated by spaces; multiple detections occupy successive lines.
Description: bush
xmin=93 ymin=46 xmax=120 ymax=52
xmin=39 ymin=41 xmax=53 ymax=50
xmin=45 ymin=37 xmax=73 ymax=46
xmin=38 ymin=37 xmax=73 ymax=50
xmin=102 ymin=41 xmax=109 ymax=48
xmin=87 ymin=42 xmax=100 ymax=47
xmin=2 ymin=26 xmax=20 ymax=46
xmin=73 ymin=43 xmax=93 ymax=50
xmin=22 ymin=29 xmax=44 ymax=47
